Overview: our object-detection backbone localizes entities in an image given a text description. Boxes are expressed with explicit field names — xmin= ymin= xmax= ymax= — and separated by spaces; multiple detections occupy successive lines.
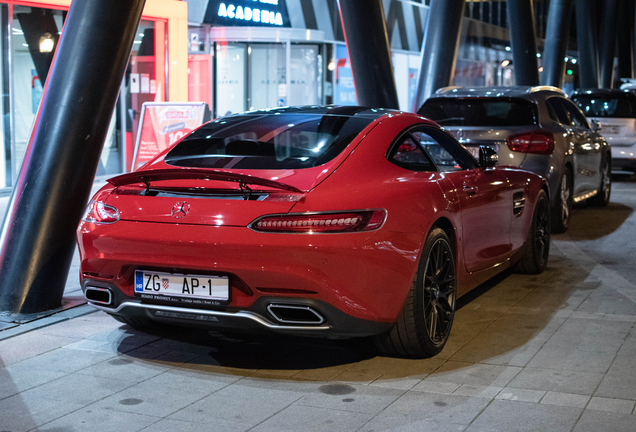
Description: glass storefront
xmin=213 ymin=40 xmax=323 ymax=117
xmin=0 ymin=3 xmax=173 ymax=192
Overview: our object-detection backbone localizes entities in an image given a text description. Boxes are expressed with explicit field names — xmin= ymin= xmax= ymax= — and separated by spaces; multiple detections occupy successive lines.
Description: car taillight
xmin=250 ymin=210 xmax=386 ymax=233
xmin=82 ymin=200 xmax=120 ymax=224
xmin=507 ymin=132 xmax=555 ymax=154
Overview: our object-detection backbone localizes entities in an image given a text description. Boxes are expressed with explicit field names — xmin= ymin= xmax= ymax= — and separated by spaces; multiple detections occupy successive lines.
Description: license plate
xmin=134 ymin=270 xmax=229 ymax=302
xmin=602 ymin=125 xmax=620 ymax=135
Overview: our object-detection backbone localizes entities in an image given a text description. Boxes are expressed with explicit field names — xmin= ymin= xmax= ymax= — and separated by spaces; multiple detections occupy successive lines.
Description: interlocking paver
xmin=540 ymin=391 xmax=590 ymax=408
xmin=466 ymin=400 xmax=582 ymax=432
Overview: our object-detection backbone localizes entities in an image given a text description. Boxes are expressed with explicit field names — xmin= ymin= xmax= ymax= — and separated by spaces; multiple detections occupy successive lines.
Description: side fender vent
xmin=513 ymin=192 xmax=525 ymax=217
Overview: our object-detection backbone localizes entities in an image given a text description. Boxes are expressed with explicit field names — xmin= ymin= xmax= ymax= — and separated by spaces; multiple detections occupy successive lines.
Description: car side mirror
xmin=479 ymin=145 xmax=498 ymax=169
xmin=590 ymin=119 xmax=602 ymax=132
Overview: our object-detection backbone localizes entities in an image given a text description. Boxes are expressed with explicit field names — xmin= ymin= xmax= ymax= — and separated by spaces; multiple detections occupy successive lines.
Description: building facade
xmin=185 ymin=0 xmax=550 ymax=120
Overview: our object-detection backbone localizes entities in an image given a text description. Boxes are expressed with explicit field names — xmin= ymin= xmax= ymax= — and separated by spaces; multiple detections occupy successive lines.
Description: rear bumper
xmin=77 ymin=219 xmax=420 ymax=336
xmin=83 ymin=286 xmax=392 ymax=338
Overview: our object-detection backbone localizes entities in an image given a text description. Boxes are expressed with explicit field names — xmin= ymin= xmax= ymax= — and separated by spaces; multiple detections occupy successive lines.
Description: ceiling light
xmin=39 ymin=32 xmax=54 ymax=53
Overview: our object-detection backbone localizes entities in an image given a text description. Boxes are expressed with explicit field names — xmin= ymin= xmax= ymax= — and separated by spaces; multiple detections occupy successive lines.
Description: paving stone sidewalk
xmin=1 ymin=176 xmax=636 ymax=432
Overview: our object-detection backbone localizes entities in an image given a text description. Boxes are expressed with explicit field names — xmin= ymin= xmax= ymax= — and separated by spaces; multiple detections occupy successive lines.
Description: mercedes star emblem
xmin=171 ymin=202 xmax=190 ymax=219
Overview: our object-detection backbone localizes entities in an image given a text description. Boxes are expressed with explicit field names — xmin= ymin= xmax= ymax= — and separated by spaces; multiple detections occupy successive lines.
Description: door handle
xmin=463 ymin=185 xmax=477 ymax=195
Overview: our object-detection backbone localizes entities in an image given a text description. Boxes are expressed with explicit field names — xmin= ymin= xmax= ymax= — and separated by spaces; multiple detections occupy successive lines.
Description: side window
xmin=412 ymin=129 xmax=475 ymax=172
xmin=562 ymin=99 xmax=590 ymax=129
xmin=545 ymin=100 xmax=560 ymax=123
xmin=388 ymin=134 xmax=436 ymax=172
xmin=546 ymin=97 xmax=572 ymax=125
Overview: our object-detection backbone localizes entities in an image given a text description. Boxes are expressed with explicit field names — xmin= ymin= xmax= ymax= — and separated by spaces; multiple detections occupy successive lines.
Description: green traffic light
xmin=567 ymin=69 xmax=573 ymax=75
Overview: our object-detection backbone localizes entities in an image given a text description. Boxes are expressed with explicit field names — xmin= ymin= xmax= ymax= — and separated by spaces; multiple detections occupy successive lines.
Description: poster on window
xmin=132 ymin=102 xmax=208 ymax=171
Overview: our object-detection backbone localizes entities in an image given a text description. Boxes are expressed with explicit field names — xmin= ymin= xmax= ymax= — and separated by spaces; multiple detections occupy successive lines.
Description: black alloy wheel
xmin=374 ymin=227 xmax=456 ymax=358
xmin=590 ymin=156 xmax=611 ymax=207
xmin=514 ymin=190 xmax=550 ymax=274
xmin=552 ymin=167 xmax=572 ymax=233
xmin=423 ymin=236 xmax=456 ymax=347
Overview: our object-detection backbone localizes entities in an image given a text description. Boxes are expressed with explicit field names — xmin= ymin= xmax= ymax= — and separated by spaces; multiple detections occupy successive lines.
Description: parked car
xmin=571 ymin=88 xmax=636 ymax=173
xmin=419 ymin=86 xmax=611 ymax=233
xmin=77 ymin=106 xmax=550 ymax=358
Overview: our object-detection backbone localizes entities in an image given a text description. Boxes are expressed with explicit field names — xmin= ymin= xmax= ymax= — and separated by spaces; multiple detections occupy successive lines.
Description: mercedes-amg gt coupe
xmin=77 ymin=106 xmax=550 ymax=357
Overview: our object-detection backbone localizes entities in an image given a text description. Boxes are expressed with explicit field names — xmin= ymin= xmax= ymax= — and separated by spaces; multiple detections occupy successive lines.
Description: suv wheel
xmin=552 ymin=167 xmax=573 ymax=233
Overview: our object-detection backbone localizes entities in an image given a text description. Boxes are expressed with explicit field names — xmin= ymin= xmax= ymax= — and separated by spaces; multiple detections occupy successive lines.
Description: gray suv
xmin=419 ymin=86 xmax=611 ymax=233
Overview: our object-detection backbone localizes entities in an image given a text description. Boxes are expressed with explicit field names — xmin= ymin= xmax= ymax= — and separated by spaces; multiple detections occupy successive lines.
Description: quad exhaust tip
xmin=85 ymin=286 xmax=112 ymax=306
xmin=267 ymin=304 xmax=325 ymax=325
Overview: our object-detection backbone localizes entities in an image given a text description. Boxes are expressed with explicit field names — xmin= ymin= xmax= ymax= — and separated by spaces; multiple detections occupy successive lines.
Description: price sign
xmin=132 ymin=102 xmax=209 ymax=171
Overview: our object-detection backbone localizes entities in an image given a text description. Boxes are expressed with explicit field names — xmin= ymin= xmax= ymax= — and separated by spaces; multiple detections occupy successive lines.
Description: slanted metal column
xmin=506 ymin=0 xmax=540 ymax=86
xmin=576 ymin=0 xmax=599 ymax=88
xmin=338 ymin=0 xmax=399 ymax=109
xmin=617 ymin=0 xmax=633 ymax=81
xmin=599 ymin=0 xmax=620 ymax=88
xmin=412 ymin=0 xmax=465 ymax=111
xmin=0 ymin=0 xmax=146 ymax=315
xmin=541 ymin=0 xmax=573 ymax=87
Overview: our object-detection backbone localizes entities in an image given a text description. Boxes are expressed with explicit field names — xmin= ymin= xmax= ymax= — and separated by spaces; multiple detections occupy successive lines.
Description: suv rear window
xmin=419 ymin=97 xmax=538 ymax=126
xmin=165 ymin=113 xmax=374 ymax=170
xmin=571 ymin=93 xmax=636 ymax=118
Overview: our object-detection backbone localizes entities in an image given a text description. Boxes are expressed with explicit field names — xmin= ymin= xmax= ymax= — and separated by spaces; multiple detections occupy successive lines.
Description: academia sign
xmin=208 ymin=0 xmax=289 ymax=27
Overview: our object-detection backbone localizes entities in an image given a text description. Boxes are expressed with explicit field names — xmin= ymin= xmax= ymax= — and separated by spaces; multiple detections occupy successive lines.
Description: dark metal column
xmin=0 ymin=0 xmax=146 ymax=316
xmin=506 ymin=0 xmax=540 ymax=86
xmin=599 ymin=0 xmax=620 ymax=88
xmin=576 ymin=0 xmax=599 ymax=88
xmin=617 ymin=0 xmax=633 ymax=82
xmin=338 ymin=0 xmax=399 ymax=109
xmin=541 ymin=0 xmax=573 ymax=87
xmin=412 ymin=0 xmax=465 ymax=111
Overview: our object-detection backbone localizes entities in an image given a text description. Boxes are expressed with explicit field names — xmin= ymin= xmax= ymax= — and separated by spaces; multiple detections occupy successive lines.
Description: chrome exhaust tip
xmin=85 ymin=286 xmax=112 ymax=306
xmin=267 ymin=304 xmax=325 ymax=325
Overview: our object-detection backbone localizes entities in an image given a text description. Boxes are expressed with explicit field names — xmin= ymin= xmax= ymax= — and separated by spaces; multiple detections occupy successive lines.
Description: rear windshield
xmin=571 ymin=94 xmax=636 ymax=118
xmin=165 ymin=113 xmax=373 ymax=170
xmin=419 ymin=97 xmax=538 ymax=126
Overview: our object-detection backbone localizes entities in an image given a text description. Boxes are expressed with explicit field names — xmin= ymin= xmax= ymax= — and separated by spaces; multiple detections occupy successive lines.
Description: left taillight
xmin=82 ymin=200 xmax=120 ymax=224
xmin=507 ymin=131 xmax=555 ymax=154
xmin=250 ymin=210 xmax=386 ymax=233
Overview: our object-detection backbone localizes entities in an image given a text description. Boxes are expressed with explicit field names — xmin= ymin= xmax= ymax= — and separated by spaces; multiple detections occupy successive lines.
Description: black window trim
xmin=386 ymin=124 xmax=478 ymax=173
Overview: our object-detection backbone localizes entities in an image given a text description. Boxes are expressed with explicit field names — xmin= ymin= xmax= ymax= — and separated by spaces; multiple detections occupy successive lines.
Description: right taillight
xmin=82 ymin=200 xmax=120 ymax=224
xmin=507 ymin=131 xmax=555 ymax=154
xmin=250 ymin=210 xmax=386 ymax=233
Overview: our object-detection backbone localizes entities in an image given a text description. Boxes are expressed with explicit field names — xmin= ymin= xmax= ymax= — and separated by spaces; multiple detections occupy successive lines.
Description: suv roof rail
xmin=529 ymin=86 xmax=566 ymax=96
xmin=435 ymin=86 xmax=461 ymax=94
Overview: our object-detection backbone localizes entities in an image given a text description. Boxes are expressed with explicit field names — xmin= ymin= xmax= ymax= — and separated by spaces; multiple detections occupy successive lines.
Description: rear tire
xmin=551 ymin=167 xmax=573 ymax=233
xmin=589 ymin=155 xmax=611 ymax=207
xmin=374 ymin=227 xmax=456 ymax=358
xmin=514 ymin=190 xmax=550 ymax=275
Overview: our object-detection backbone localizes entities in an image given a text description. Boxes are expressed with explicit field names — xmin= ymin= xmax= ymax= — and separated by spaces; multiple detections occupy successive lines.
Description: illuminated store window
xmin=289 ymin=44 xmax=321 ymax=107
xmin=216 ymin=43 xmax=246 ymax=116
xmin=11 ymin=6 xmax=64 ymax=185
xmin=123 ymin=19 xmax=167 ymax=173
xmin=0 ymin=5 xmax=8 ymax=189
xmin=249 ymin=43 xmax=285 ymax=110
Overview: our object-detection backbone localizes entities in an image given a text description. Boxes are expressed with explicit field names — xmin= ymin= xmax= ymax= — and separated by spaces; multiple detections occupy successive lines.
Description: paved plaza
xmin=1 ymin=175 xmax=636 ymax=431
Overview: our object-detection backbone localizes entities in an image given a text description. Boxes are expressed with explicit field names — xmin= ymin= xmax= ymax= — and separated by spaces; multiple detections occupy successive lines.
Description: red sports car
xmin=77 ymin=106 xmax=550 ymax=357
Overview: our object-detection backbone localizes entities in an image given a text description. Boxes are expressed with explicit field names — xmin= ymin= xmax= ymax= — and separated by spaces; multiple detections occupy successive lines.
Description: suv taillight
xmin=507 ymin=131 xmax=555 ymax=154
xmin=82 ymin=200 xmax=120 ymax=224
xmin=250 ymin=210 xmax=386 ymax=233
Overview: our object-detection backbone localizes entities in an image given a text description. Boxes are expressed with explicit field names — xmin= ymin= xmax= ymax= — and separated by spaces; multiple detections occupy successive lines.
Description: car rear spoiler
xmin=107 ymin=168 xmax=303 ymax=194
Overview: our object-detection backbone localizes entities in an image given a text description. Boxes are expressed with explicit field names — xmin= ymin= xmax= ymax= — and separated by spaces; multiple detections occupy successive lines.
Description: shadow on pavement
xmin=117 ymin=324 xmax=376 ymax=372
xmin=567 ymin=202 xmax=633 ymax=241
